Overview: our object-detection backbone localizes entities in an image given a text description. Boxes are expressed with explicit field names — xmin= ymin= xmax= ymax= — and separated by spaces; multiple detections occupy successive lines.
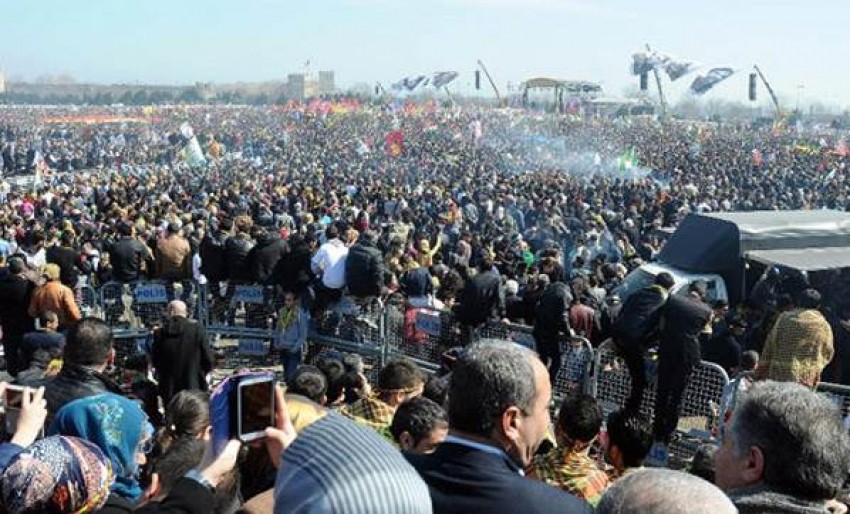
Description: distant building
xmin=318 ymin=71 xmax=335 ymax=95
xmin=285 ymin=71 xmax=335 ymax=100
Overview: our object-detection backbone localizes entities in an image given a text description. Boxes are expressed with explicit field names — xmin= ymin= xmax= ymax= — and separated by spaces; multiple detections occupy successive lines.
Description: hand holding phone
xmin=262 ymin=384 xmax=296 ymax=469
xmin=5 ymin=385 xmax=48 ymax=447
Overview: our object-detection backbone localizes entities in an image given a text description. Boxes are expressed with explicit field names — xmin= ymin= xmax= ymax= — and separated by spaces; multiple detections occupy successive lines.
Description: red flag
xmin=385 ymin=130 xmax=404 ymax=157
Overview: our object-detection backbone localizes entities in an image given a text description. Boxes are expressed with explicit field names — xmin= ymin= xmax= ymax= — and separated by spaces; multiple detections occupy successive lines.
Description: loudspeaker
xmin=749 ymin=73 xmax=757 ymax=101
xmin=475 ymin=70 xmax=481 ymax=90
xmin=640 ymin=72 xmax=648 ymax=91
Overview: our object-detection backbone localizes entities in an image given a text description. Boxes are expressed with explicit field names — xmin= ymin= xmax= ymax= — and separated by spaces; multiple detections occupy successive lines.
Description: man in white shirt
xmin=310 ymin=224 xmax=348 ymax=312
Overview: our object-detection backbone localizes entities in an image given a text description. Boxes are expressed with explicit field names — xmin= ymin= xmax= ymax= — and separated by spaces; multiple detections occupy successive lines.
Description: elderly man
xmin=714 ymin=381 xmax=850 ymax=513
xmin=151 ymin=300 xmax=213 ymax=405
xmin=406 ymin=340 xmax=591 ymax=514
xmin=597 ymin=469 xmax=736 ymax=514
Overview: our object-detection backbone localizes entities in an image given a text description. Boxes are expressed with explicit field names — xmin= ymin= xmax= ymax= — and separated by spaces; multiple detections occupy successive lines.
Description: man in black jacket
xmin=152 ymin=300 xmax=213 ymax=405
xmin=43 ymin=317 xmax=122 ymax=414
xmin=455 ymin=257 xmax=505 ymax=344
xmin=613 ymin=272 xmax=674 ymax=413
xmin=0 ymin=257 xmax=37 ymax=376
xmin=406 ymin=340 xmax=592 ymax=514
xmin=533 ymin=281 xmax=573 ymax=384
xmin=109 ymin=222 xmax=152 ymax=283
xmin=246 ymin=227 xmax=289 ymax=285
xmin=648 ymin=280 xmax=712 ymax=467
xmin=46 ymin=231 xmax=81 ymax=288
xmin=224 ymin=222 xmax=254 ymax=283
xmin=345 ymin=231 xmax=385 ymax=300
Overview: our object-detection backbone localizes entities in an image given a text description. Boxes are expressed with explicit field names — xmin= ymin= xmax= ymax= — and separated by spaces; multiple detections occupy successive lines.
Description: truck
xmin=614 ymin=210 xmax=850 ymax=306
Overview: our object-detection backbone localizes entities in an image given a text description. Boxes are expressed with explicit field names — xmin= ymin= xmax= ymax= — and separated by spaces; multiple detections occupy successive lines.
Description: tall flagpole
xmin=753 ymin=65 xmax=783 ymax=120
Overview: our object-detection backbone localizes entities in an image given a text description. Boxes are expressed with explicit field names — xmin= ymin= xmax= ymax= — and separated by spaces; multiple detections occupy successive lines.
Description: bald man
xmin=152 ymin=300 xmax=213 ymax=404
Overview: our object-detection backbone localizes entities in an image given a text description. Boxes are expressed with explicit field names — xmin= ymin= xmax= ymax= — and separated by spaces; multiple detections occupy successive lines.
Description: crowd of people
xmin=0 ymin=102 xmax=847 ymax=512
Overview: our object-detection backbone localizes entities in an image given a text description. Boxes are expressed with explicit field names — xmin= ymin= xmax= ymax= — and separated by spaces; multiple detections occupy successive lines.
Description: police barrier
xmin=815 ymin=382 xmax=850 ymax=419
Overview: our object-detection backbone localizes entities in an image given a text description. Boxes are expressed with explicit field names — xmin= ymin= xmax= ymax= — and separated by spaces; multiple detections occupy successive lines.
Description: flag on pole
xmin=690 ymin=68 xmax=735 ymax=95
xmin=385 ymin=131 xmax=404 ymax=157
xmin=431 ymin=71 xmax=459 ymax=88
xmin=664 ymin=57 xmax=698 ymax=81
xmin=631 ymin=51 xmax=664 ymax=76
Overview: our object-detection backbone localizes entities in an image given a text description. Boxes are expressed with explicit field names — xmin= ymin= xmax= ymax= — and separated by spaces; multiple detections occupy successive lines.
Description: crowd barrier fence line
xmin=81 ymin=279 xmax=740 ymax=460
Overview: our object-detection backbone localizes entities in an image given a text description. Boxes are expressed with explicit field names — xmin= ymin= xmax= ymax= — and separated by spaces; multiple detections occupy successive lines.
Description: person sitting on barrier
xmin=345 ymin=230 xmax=385 ymax=302
xmin=43 ymin=317 xmax=122 ymax=414
xmin=455 ymin=255 xmax=506 ymax=344
xmin=273 ymin=292 xmax=311 ymax=383
xmin=527 ymin=393 xmax=610 ymax=507
xmin=152 ymin=300 xmax=213 ymax=406
xmin=390 ymin=396 xmax=449 ymax=455
xmin=155 ymin=221 xmax=192 ymax=282
xmin=28 ymin=263 xmax=82 ymax=331
xmin=109 ymin=221 xmax=153 ymax=284
xmin=597 ymin=469 xmax=737 ymax=514
xmin=701 ymin=315 xmax=747 ymax=377
xmin=612 ymin=272 xmax=673 ymax=414
xmin=341 ymin=357 xmax=425 ymax=440
xmin=602 ymin=409 xmax=653 ymax=481
xmin=286 ymin=365 xmax=328 ymax=404
xmin=310 ymin=223 xmax=348 ymax=315
xmin=532 ymin=280 xmax=573 ymax=385
xmin=715 ymin=381 xmax=850 ymax=514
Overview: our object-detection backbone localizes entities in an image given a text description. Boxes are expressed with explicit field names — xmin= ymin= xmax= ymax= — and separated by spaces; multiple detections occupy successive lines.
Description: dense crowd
xmin=0 ymin=104 xmax=848 ymax=513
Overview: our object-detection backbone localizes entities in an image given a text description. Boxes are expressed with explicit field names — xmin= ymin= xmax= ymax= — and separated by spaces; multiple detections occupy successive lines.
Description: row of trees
xmin=0 ymin=89 xmax=371 ymax=106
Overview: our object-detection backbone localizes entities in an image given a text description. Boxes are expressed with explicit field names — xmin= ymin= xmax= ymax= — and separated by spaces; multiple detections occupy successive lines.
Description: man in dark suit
xmin=152 ymin=300 xmax=213 ymax=405
xmin=648 ymin=280 xmax=712 ymax=467
xmin=406 ymin=340 xmax=592 ymax=514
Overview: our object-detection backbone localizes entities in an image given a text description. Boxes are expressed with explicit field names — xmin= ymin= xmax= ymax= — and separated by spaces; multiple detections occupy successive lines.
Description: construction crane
xmin=753 ymin=65 xmax=784 ymax=121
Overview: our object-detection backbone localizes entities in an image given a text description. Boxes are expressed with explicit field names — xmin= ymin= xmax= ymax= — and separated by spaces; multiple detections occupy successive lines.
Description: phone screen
xmin=4 ymin=388 xmax=24 ymax=409
xmin=238 ymin=379 xmax=274 ymax=439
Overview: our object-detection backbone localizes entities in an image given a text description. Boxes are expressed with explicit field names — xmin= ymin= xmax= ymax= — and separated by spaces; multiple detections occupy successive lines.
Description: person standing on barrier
xmin=109 ymin=222 xmax=152 ymax=283
xmin=0 ymin=257 xmax=36 ymax=376
xmin=273 ymin=292 xmax=311 ymax=383
xmin=310 ymin=224 xmax=348 ymax=315
xmin=647 ymin=280 xmax=712 ymax=467
xmin=345 ymin=230 xmax=385 ymax=304
xmin=612 ymin=272 xmax=673 ymax=413
xmin=533 ymin=280 xmax=573 ymax=385
xmin=152 ymin=300 xmax=213 ymax=405
xmin=155 ymin=221 xmax=192 ymax=282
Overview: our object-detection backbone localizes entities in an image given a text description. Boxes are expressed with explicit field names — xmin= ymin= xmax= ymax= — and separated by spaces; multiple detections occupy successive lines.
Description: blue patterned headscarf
xmin=48 ymin=393 xmax=153 ymax=502
xmin=0 ymin=435 xmax=113 ymax=514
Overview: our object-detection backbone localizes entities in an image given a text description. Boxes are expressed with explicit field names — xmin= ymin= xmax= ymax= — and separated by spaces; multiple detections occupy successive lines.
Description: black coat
xmin=46 ymin=244 xmax=80 ymax=287
xmin=272 ymin=242 xmax=315 ymax=295
xmin=456 ymin=271 xmax=505 ymax=326
xmin=224 ymin=235 xmax=253 ymax=282
xmin=0 ymin=274 xmax=36 ymax=336
xmin=133 ymin=478 xmax=215 ymax=514
xmin=246 ymin=235 xmax=289 ymax=285
xmin=199 ymin=232 xmax=227 ymax=283
xmin=43 ymin=363 xmax=123 ymax=414
xmin=660 ymin=294 xmax=713 ymax=368
xmin=614 ymin=285 xmax=668 ymax=347
xmin=533 ymin=282 xmax=573 ymax=340
xmin=109 ymin=237 xmax=149 ymax=283
xmin=345 ymin=241 xmax=384 ymax=298
xmin=406 ymin=441 xmax=592 ymax=514
xmin=152 ymin=316 xmax=213 ymax=405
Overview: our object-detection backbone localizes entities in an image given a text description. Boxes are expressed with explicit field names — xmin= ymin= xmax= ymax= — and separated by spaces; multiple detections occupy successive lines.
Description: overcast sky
xmin=3 ymin=0 xmax=847 ymax=108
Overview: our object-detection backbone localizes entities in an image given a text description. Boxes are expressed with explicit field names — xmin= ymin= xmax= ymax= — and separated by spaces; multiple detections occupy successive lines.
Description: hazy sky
xmin=4 ymin=0 xmax=848 ymax=108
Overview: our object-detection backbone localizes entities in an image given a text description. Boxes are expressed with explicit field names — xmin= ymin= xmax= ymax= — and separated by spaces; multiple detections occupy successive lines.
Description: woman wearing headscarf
xmin=48 ymin=393 xmax=154 ymax=512
xmin=0 ymin=435 xmax=114 ymax=514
